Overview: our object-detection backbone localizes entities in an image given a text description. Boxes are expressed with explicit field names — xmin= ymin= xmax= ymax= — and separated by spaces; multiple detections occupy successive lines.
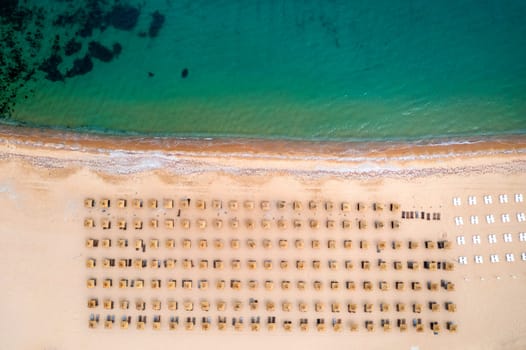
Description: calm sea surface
xmin=1 ymin=0 xmax=526 ymax=141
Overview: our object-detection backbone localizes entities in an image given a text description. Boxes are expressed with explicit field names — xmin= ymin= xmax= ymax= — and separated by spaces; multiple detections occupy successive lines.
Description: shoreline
xmin=1 ymin=125 xmax=526 ymax=178
xmin=2 ymin=124 xmax=526 ymax=158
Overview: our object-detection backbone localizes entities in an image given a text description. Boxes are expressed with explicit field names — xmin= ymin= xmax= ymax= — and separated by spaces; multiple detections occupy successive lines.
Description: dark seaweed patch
xmin=66 ymin=54 xmax=93 ymax=78
xmin=107 ymin=4 xmax=139 ymax=31
xmin=112 ymin=42 xmax=122 ymax=56
xmin=64 ymin=39 xmax=82 ymax=56
xmin=88 ymin=41 xmax=113 ymax=62
xmin=148 ymin=11 xmax=165 ymax=38
xmin=38 ymin=54 xmax=64 ymax=82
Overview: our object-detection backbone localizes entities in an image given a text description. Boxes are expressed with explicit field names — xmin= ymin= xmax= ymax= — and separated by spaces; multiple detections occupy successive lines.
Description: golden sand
xmin=0 ymin=127 xmax=525 ymax=350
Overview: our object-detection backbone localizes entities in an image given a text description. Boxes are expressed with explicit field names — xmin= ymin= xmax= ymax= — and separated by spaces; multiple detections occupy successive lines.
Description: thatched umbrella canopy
xmin=260 ymin=200 xmax=270 ymax=210
xmin=379 ymin=281 xmax=389 ymax=291
xmin=181 ymin=198 xmax=191 ymax=209
xmin=163 ymin=199 xmax=174 ymax=209
xmin=363 ymin=281 xmax=373 ymax=291
xmin=341 ymin=202 xmax=351 ymax=211
xmin=261 ymin=219 xmax=271 ymax=229
xmin=197 ymin=219 xmax=207 ymax=229
xmin=117 ymin=199 xmax=127 ymax=208
xmin=228 ymin=200 xmax=238 ymax=210
xmin=100 ymin=198 xmax=110 ymax=208
xmin=244 ymin=200 xmax=255 ymax=210
xmin=342 ymin=220 xmax=351 ymax=229
xmin=230 ymin=218 xmax=239 ymax=229
xmin=181 ymin=218 xmax=190 ymax=229
xmin=213 ymin=219 xmax=223 ymax=229
xmin=148 ymin=199 xmax=158 ymax=208
xmin=246 ymin=219 xmax=255 ymax=229
xmin=84 ymin=218 xmax=95 ymax=228
xmin=375 ymin=220 xmax=384 ymax=229
xmin=84 ymin=198 xmax=95 ymax=208
xmin=390 ymin=202 xmax=400 ymax=211
xmin=325 ymin=201 xmax=334 ymax=211
xmin=211 ymin=199 xmax=222 ymax=209
xmin=277 ymin=200 xmax=286 ymax=209
xmin=310 ymin=219 xmax=319 ymax=229
xmin=391 ymin=220 xmax=400 ymax=229
xmin=358 ymin=219 xmax=367 ymax=229
xmin=117 ymin=219 xmax=126 ymax=230
xmin=446 ymin=301 xmax=457 ymax=312
xmin=373 ymin=202 xmax=384 ymax=211
xmin=309 ymin=200 xmax=317 ymax=210
xmin=357 ymin=202 xmax=366 ymax=211
xmin=429 ymin=301 xmax=440 ymax=311
xmin=293 ymin=201 xmax=302 ymax=210
xmin=196 ymin=199 xmax=206 ymax=210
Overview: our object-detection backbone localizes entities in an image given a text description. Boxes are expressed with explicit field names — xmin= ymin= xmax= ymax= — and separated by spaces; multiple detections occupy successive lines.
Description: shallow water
xmin=1 ymin=0 xmax=526 ymax=141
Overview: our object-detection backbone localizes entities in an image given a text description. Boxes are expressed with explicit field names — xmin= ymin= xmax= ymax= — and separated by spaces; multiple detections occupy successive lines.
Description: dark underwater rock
xmin=64 ymin=39 xmax=82 ymax=56
xmin=38 ymin=54 xmax=64 ymax=82
xmin=148 ymin=11 xmax=165 ymax=38
xmin=88 ymin=41 xmax=113 ymax=62
xmin=66 ymin=54 xmax=93 ymax=78
xmin=108 ymin=5 xmax=140 ymax=31
xmin=148 ymin=72 xmax=154 ymax=77
xmin=181 ymin=68 xmax=188 ymax=78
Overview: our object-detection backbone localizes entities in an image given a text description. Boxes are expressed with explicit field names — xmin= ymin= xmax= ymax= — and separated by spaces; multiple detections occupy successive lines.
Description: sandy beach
xmin=0 ymin=126 xmax=525 ymax=350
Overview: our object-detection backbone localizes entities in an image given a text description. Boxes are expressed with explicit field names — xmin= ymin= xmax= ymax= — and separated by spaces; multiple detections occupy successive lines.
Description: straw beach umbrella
xmin=84 ymin=198 xmax=95 ymax=208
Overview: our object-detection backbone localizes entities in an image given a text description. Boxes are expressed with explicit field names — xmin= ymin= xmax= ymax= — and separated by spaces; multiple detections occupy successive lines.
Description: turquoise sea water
xmin=1 ymin=0 xmax=526 ymax=141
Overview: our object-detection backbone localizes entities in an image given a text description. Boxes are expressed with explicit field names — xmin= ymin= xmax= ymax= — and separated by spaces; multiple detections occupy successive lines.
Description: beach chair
xmin=484 ymin=195 xmax=493 ymax=204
